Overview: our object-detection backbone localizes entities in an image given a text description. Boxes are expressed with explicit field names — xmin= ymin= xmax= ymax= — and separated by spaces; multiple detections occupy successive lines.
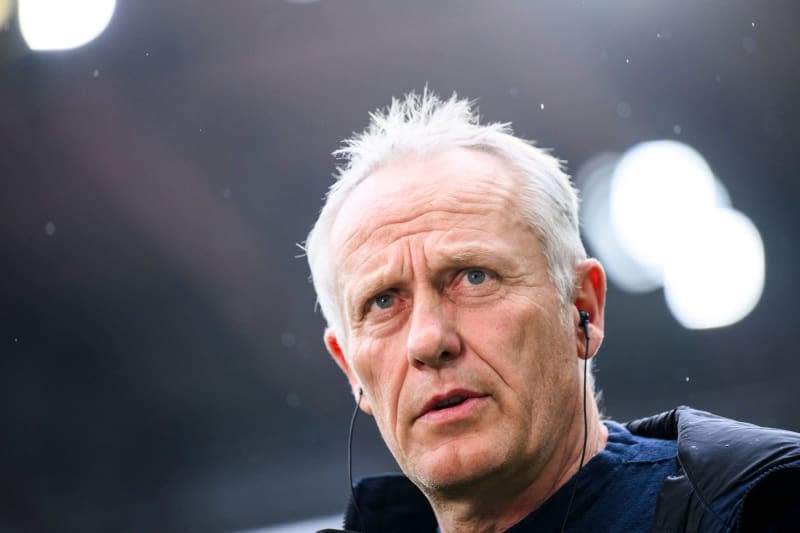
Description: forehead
xmin=331 ymin=147 xmax=522 ymax=250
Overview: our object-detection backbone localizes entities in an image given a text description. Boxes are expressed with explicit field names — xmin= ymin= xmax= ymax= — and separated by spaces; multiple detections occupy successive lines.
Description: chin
xmin=408 ymin=441 xmax=507 ymax=493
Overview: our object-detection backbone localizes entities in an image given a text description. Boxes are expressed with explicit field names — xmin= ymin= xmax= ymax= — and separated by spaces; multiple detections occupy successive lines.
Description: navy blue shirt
xmin=504 ymin=420 xmax=677 ymax=532
xmin=349 ymin=409 xmax=799 ymax=533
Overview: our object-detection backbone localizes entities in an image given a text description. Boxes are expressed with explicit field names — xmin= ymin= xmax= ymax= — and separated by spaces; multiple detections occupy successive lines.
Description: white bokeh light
xmin=19 ymin=0 xmax=116 ymax=51
xmin=577 ymin=153 xmax=663 ymax=293
xmin=663 ymin=207 xmax=765 ymax=329
xmin=580 ymin=140 xmax=764 ymax=329
xmin=610 ymin=140 xmax=721 ymax=283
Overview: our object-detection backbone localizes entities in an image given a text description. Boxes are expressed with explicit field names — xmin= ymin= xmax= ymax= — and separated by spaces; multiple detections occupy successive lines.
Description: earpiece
xmin=578 ymin=310 xmax=590 ymax=340
xmin=562 ymin=309 xmax=591 ymax=533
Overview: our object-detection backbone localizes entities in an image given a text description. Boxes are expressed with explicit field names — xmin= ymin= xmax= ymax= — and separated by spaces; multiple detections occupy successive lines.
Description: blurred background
xmin=2 ymin=1 xmax=799 ymax=531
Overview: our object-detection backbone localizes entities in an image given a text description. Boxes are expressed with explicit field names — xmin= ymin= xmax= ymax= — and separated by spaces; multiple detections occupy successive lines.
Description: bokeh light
xmin=0 ymin=0 xmax=14 ymax=29
xmin=580 ymin=140 xmax=764 ymax=329
xmin=578 ymin=153 xmax=663 ymax=293
xmin=663 ymin=207 xmax=765 ymax=329
xmin=610 ymin=140 xmax=722 ymax=282
xmin=19 ymin=0 xmax=116 ymax=51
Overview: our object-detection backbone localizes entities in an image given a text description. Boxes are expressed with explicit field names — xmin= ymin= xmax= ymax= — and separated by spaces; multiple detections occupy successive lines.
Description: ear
xmin=572 ymin=258 xmax=607 ymax=360
xmin=324 ymin=328 xmax=373 ymax=415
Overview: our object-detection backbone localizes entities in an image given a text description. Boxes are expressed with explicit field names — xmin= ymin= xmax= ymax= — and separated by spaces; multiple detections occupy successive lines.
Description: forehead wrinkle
xmin=336 ymin=208 xmax=483 ymax=281
xmin=333 ymin=166 xmax=517 ymax=239
xmin=434 ymin=245 xmax=512 ymax=270
xmin=337 ymin=199 xmax=502 ymax=254
xmin=331 ymin=155 xmax=525 ymax=324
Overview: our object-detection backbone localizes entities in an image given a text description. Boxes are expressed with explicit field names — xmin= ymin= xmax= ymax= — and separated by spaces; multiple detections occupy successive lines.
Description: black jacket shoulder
xmin=627 ymin=406 xmax=800 ymax=532
xmin=338 ymin=407 xmax=800 ymax=533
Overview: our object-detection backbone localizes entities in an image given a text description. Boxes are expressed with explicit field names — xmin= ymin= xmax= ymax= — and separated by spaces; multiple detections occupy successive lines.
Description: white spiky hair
xmin=305 ymin=89 xmax=586 ymax=354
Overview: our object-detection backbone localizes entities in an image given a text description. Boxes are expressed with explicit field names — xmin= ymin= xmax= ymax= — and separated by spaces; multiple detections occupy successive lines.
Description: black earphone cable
xmin=348 ymin=389 xmax=363 ymax=525
xmin=560 ymin=319 xmax=591 ymax=533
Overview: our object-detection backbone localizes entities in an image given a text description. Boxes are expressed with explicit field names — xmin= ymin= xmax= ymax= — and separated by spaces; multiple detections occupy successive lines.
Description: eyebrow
xmin=344 ymin=244 xmax=517 ymax=318
xmin=432 ymin=240 xmax=520 ymax=271
xmin=345 ymin=273 xmax=390 ymax=320
xmin=442 ymin=247 xmax=507 ymax=267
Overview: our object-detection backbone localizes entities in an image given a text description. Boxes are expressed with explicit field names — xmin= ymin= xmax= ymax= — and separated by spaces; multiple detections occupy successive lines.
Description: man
xmin=305 ymin=91 xmax=800 ymax=532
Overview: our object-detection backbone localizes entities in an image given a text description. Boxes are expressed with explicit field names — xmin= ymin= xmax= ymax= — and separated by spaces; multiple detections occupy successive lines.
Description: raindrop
xmin=145 ymin=51 xmax=150 ymax=57
xmin=656 ymin=32 xmax=662 ymax=39
xmin=281 ymin=331 xmax=296 ymax=348
xmin=92 ymin=69 xmax=99 ymax=78
xmin=751 ymin=21 xmax=755 ymax=28
xmin=539 ymin=103 xmax=545 ymax=111
xmin=13 ymin=337 xmax=19 ymax=343
xmin=625 ymin=58 xmax=630 ymax=64
xmin=673 ymin=124 xmax=682 ymax=135
xmin=685 ymin=376 xmax=690 ymax=382
xmin=616 ymin=101 xmax=632 ymax=119
xmin=286 ymin=392 xmax=301 ymax=408
xmin=44 ymin=221 xmax=55 ymax=236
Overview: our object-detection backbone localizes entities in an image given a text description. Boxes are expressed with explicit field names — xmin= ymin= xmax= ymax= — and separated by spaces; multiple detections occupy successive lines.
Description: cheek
xmin=461 ymin=297 xmax=567 ymax=388
xmin=353 ymin=336 xmax=407 ymax=420
xmin=460 ymin=300 xmax=533 ymax=358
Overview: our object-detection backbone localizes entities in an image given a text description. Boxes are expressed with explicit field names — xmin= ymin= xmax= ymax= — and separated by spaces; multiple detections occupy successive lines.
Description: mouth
xmin=418 ymin=390 xmax=488 ymax=420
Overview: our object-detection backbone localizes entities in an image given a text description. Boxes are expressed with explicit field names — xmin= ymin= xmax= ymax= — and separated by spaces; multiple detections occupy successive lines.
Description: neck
xmin=427 ymin=400 xmax=608 ymax=533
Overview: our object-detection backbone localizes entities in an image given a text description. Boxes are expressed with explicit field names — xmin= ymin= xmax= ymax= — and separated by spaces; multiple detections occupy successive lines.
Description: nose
xmin=406 ymin=292 xmax=462 ymax=368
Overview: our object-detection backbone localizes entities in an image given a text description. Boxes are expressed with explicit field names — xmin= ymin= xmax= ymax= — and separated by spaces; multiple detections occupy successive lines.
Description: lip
xmin=416 ymin=389 xmax=489 ymax=422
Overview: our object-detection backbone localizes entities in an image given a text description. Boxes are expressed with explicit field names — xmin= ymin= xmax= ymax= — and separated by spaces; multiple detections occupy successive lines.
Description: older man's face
xmin=325 ymin=147 xmax=583 ymax=492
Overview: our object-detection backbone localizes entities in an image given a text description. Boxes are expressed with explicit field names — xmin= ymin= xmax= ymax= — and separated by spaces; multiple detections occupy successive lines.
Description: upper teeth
xmin=436 ymin=396 xmax=466 ymax=409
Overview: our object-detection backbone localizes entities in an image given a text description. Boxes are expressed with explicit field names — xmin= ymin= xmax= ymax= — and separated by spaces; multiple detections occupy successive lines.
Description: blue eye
xmin=374 ymin=293 xmax=394 ymax=309
xmin=466 ymin=269 xmax=487 ymax=285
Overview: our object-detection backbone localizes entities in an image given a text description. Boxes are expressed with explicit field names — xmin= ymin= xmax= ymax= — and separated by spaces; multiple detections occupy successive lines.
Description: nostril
xmin=406 ymin=310 xmax=462 ymax=367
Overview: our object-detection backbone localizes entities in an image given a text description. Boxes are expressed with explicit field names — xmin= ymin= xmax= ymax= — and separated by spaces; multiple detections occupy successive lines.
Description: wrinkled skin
xmin=324 ymin=147 xmax=606 ymax=531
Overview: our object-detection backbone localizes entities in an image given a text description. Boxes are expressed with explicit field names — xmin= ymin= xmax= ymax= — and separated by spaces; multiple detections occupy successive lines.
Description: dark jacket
xmin=627 ymin=406 xmax=800 ymax=532
xmin=336 ymin=407 xmax=800 ymax=532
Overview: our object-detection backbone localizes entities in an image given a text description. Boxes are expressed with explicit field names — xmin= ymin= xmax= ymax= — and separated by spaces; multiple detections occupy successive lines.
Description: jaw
xmin=405 ymin=433 xmax=509 ymax=494
xmin=413 ymin=412 xmax=608 ymax=533
xmin=399 ymin=405 xmax=532 ymax=496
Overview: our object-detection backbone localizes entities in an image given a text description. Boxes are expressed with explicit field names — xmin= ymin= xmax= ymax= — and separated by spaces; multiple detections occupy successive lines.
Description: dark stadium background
xmin=1 ymin=1 xmax=798 ymax=531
